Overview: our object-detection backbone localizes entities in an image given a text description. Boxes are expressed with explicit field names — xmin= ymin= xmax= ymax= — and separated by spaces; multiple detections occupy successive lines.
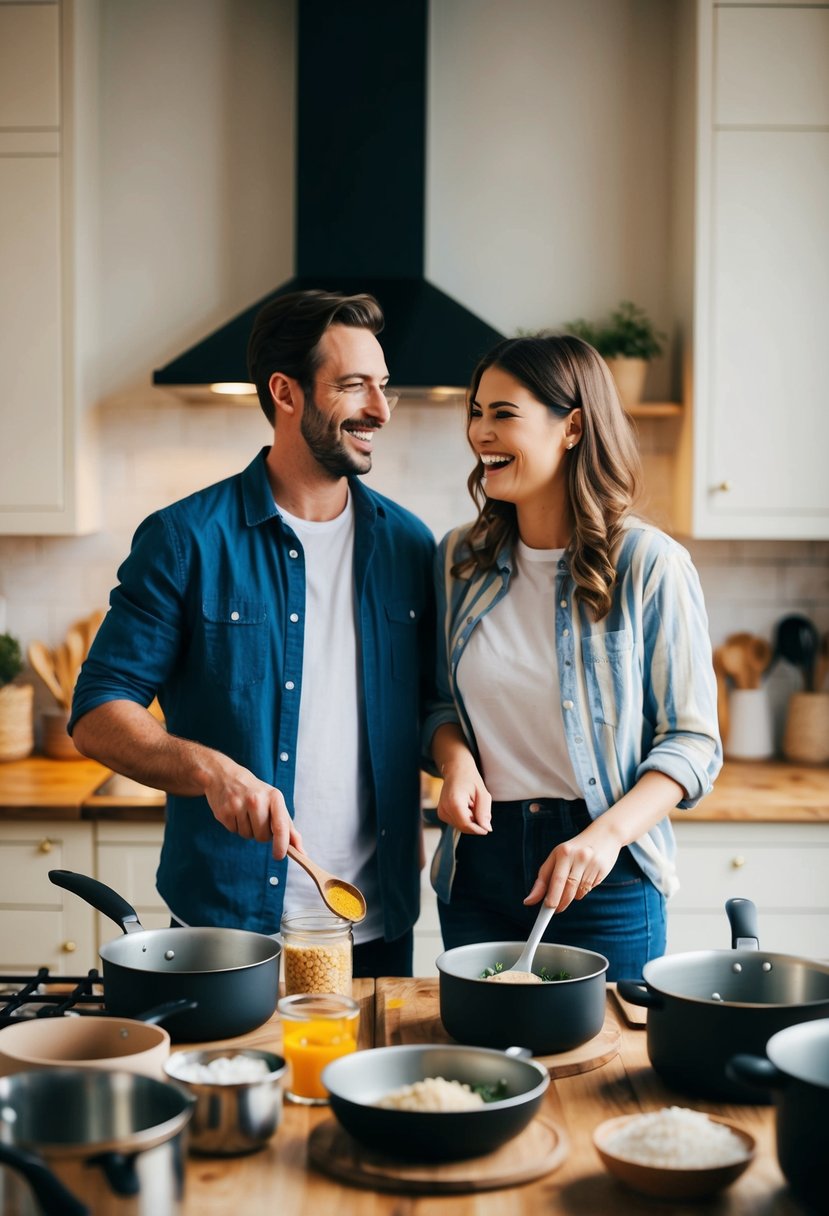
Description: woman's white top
xmin=457 ymin=540 xmax=583 ymax=801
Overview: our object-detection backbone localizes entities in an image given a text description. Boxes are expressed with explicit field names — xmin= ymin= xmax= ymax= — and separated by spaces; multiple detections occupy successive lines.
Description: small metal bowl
xmin=164 ymin=1048 xmax=286 ymax=1156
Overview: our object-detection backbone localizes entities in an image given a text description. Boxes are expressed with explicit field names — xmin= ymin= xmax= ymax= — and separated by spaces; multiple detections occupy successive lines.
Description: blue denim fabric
xmin=437 ymin=799 xmax=666 ymax=981
xmin=70 ymin=449 xmax=436 ymax=938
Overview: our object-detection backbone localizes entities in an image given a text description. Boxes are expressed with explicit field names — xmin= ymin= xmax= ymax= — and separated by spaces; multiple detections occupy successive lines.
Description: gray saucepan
xmin=617 ymin=898 xmax=829 ymax=1103
xmin=49 ymin=869 xmax=281 ymax=1042
xmin=437 ymin=940 xmax=609 ymax=1056
xmin=321 ymin=1043 xmax=550 ymax=1161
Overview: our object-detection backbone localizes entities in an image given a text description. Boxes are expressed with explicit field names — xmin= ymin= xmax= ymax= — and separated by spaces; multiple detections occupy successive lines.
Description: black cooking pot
xmin=728 ymin=1018 xmax=829 ymax=1213
xmin=437 ymin=940 xmax=608 ymax=1056
xmin=322 ymin=1044 xmax=551 ymax=1161
xmin=49 ymin=870 xmax=280 ymax=1042
xmin=617 ymin=898 xmax=829 ymax=1103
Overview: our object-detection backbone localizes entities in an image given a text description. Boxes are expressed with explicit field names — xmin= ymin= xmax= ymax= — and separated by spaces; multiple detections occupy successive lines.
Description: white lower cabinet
xmin=95 ymin=821 xmax=168 ymax=946
xmin=0 ymin=820 xmax=96 ymax=973
xmin=668 ymin=821 xmax=829 ymax=960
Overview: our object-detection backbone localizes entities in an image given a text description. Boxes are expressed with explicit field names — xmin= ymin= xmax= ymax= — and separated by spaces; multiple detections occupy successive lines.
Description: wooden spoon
xmin=286 ymin=844 xmax=367 ymax=922
xmin=712 ymin=647 xmax=730 ymax=745
xmin=28 ymin=641 xmax=66 ymax=707
xmin=721 ymin=633 xmax=771 ymax=691
xmin=815 ymin=631 xmax=829 ymax=692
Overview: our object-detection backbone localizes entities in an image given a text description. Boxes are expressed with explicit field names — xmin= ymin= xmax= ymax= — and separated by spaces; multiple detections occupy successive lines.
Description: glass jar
xmin=277 ymin=992 xmax=360 ymax=1104
xmin=280 ymin=910 xmax=353 ymax=996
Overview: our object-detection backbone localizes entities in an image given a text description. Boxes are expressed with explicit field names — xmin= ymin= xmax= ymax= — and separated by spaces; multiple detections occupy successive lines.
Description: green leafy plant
xmin=0 ymin=633 xmax=23 ymax=688
xmin=565 ymin=300 xmax=666 ymax=360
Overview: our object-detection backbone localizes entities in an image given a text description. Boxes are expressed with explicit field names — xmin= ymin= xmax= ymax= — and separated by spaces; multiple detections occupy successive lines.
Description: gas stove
xmin=0 ymin=969 xmax=106 ymax=1025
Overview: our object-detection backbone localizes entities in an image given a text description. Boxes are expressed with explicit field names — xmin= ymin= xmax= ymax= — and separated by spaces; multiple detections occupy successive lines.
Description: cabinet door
xmin=0 ymin=2 xmax=59 ymax=130
xmin=95 ymin=822 xmax=168 ymax=942
xmin=0 ymin=157 xmax=65 ymax=515
xmin=699 ymin=130 xmax=829 ymax=536
xmin=0 ymin=820 xmax=96 ymax=972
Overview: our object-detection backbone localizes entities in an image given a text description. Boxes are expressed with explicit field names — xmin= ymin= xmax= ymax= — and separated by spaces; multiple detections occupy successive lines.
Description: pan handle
xmin=725 ymin=897 xmax=760 ymax=951
xmin=616 ymin=979 xmax=664 ymax=1010
xmin=48 ymin=870 xmax=143 ymax=934
xmin=135 ymin=998 xmax=199 ymax=1026
xmin=726 ymin=1053 xmax=785 ymax=1093
xmin=0 ymin=1143 xmax=90 ymax=1216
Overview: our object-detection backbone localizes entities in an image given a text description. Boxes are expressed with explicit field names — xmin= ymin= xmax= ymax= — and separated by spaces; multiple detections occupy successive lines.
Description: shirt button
xmin=409 ymin=609 xmax=416 ymax=619
xmin=230 ymin=611 xmax=240 ymax=622
xmin=285 ymin=680 xmax=295 ymax=690
xmin=589 ymin=778 xmax=597 ymax=786
xmin=560 ymin=599 xmax=567 ymax=608
xmin=466 ymin=616 xmax=473 ymax=624
xmin=289 ymin=612 xmax=299 ymax=623
xmin=564 ymin=659 xmax=571 ymax=667
xmin=563 ymin=700 xmax=573 ymax=710
xmin=288 ymin=549 xmax=298 ymax=559
xmin=558 ymin=560 xmax=566 ymax=569
xmin=562 ymin=628 xmax=570 ymax=638
xmin=528 ymin=802 xmax=541 ymax=814
xmin=268 ymin=876 xmax=279 ymax=886
xmin=380 ymin=828 xmax=387 ymax=837
xmin=279 ymin=751 xmax=289 ymax=762
xmin=575 ymin=735 xmax=583 ymax=744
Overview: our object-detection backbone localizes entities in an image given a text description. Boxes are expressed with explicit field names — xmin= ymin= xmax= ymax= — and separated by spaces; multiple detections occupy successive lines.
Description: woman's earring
xmin=566 ymin=442 xmax=574 ymax=449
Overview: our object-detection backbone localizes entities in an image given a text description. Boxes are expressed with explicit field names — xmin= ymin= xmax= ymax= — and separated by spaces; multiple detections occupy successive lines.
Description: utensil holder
xmin=42 ymin=707 xmax=84 ymax=760
xmin=725 ymin=688 xmax=774 ymax=760
xmin=782 ymin=692 xmax=829 ymax=765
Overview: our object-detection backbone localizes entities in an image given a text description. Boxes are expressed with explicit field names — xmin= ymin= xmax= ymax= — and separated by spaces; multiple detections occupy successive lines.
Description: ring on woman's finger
xmin=565 ymin=875 xmax=579 ymax=883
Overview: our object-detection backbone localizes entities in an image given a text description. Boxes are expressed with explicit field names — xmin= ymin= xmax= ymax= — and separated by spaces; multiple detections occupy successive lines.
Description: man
xmin=70 ymin=290 xmax=436 ymax=977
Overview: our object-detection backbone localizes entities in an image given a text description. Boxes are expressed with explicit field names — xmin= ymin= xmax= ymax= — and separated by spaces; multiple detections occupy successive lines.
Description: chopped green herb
xmin=538 ymin=967 xmax=572 ymax=982
xmin=479 ymin=962 xmax=505 ymax=978
xmin=471 ymin=1078 xmax=509 ymax=1103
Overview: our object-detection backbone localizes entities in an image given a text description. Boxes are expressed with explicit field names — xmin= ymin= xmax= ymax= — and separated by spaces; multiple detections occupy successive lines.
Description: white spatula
xmin=505 ymin=902 xmax=555 ymax=975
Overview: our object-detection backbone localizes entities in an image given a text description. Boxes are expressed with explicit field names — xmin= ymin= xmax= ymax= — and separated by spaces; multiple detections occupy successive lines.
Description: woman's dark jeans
xmin=437 ymin=798 xmax=666 ymax=981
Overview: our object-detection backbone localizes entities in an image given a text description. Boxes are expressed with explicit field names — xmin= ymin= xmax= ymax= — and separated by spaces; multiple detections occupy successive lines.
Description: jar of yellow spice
xmin=280 ymin=910 xmax=354 ymax=997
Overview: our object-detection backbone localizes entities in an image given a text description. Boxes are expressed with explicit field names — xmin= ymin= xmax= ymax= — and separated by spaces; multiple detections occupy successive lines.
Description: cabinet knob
xmin=61 ymin=940 xmax=77 ymax=953
xmin=714 ymin=481 xmax=731 ymax=493
xmin=38 ymin=838 xmax=54 ymax=854
xmin=731 ymin=856 xmax=746 ymax=869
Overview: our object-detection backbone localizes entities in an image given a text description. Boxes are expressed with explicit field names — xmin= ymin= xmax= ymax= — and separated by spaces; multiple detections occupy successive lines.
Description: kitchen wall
xmin=1 ymin=0 xmax=827 ymax=748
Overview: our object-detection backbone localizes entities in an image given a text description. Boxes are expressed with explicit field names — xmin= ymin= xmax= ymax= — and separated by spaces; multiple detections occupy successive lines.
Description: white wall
xmin=0 ymin=0 xmax=826 ymax=751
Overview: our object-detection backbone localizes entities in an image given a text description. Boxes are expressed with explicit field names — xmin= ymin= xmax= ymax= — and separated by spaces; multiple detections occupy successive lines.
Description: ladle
xmin=773 ymin=615 xmax=820 ymax=691
xmin=505 ymin=902 xmax=555 ymax=976
xmin=286 ymin=844 xmax=366 ymax=922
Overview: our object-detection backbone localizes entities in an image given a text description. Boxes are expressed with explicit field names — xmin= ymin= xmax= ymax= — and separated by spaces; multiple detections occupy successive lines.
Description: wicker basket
xmin=782 ymin=692 xmax=829 ymax=765
xmin=0 ymin=683 xmax=34 ymax=761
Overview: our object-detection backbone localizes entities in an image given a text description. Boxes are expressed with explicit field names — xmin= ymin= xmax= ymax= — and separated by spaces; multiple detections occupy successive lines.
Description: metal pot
xmin=437 ymin=940 xmax=608 ymax=1056
xmin=49 ymin=870 xmax=280 ymax=1042
xmin=617 ymin=899 xmax=829 ymax=1103
xmin=729 ymin=1018 xmax=829 ymax=1213
xmin=322 ymin=1043 xmax=550 ymax=1161
xmin=0 ymin=1001 xmax=193 ymax=1081
xmin=0 ymin=1067 xmax=194 ymax=1216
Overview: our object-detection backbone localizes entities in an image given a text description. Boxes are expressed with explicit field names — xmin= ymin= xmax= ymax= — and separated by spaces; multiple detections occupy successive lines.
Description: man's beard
xmin=300 ymin=394 xmax=373 ymax=478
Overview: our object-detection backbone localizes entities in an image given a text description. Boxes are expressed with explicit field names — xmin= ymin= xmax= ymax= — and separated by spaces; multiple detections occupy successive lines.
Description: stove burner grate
xmin=0 ymin=968 xmax=106 ymax=1024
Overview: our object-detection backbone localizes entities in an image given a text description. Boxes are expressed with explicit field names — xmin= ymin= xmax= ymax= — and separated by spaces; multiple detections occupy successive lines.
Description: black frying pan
xmin=49 ymin=870 xmax=280 ymax=1042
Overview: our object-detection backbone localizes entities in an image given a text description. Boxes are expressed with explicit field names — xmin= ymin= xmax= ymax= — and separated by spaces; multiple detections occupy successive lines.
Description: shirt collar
xmin=240 ymin=447 xmax=383 ymax=529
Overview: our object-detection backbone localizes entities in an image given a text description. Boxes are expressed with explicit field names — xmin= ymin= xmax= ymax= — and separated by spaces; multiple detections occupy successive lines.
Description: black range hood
xmin=153 ymin=0 xmax=503 ymax=398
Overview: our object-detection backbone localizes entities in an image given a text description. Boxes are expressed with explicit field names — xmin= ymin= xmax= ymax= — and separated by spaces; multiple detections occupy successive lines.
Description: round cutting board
xmin=308 ymin=1114 xmax=568 ymax=1194
xmin=535 ymin=1013 xmax=621 ymax=1077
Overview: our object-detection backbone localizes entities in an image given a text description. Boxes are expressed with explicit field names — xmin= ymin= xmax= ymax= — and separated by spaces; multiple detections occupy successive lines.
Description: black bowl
xmin=437 ymin=941 xmax=608 ymax=1056
xmin=321 ymin=1044 xmax=549 ymax=1161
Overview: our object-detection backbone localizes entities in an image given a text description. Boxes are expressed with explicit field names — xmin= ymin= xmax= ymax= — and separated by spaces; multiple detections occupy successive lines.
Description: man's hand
xmin=202 ymin=761 xmax=302 ymax=859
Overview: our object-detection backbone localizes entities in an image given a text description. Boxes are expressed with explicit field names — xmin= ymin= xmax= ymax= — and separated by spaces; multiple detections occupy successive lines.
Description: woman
xmin=426 ymin=335 xmax=721 ymax=980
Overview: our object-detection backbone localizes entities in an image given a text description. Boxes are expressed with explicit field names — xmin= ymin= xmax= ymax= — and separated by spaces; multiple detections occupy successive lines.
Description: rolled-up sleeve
xmin=69 ymin=513 xmax=185 ymax=732
xmin=635 ymin=546 xmax=722 ymax=807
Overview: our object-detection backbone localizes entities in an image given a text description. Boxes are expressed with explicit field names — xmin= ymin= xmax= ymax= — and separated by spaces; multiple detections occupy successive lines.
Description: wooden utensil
xmin=712 ymin=647 xmax=730 ymax=745
xmin=814 ymin=631 xmax=829 ymax=692
xmin=721 ymin=632 xmax=771 ymax=690
xmin=27 ymin=641 xmax=67 ymax=707
xmin=286 ymin=844 xmax=367 ymax=922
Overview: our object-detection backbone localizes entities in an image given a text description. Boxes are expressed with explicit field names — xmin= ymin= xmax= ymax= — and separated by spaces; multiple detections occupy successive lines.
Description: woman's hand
xmin=523 ymin=823 xmax=621 ymax=913
xmin=436 ymin=757 xmax=492 ymax=836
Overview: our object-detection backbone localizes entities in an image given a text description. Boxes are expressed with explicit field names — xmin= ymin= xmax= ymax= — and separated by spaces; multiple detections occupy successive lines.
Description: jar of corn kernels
xmin=280 ymin=910 xmax=353 ymax=996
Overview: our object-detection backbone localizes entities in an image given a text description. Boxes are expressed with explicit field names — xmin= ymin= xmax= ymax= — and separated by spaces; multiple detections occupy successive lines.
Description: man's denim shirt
xmin=70 ymin=449 xmax=436 ymax=938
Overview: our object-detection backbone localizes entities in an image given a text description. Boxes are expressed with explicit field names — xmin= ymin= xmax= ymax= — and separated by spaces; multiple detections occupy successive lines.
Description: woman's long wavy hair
xmin=455 ymin=334 xmax=642 ymax=621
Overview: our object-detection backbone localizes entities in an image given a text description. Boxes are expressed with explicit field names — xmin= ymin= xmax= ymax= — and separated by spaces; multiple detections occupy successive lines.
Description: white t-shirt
xmin=277 ymin=493 xmax=382 ymax=944
xmin=457 ymin=541 xmax=583 ymax=802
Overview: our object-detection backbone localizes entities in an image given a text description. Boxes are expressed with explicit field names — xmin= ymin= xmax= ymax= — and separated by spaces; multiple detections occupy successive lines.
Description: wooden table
xmin=179 ymin=980 xmax=804 ymax=1215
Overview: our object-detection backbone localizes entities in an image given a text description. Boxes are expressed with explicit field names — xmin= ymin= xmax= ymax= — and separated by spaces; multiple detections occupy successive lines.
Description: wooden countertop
xmin=177 ymin=979 xmax=798 ymax=1215
xmin=0 ymin=756 xmax=828 ymax=822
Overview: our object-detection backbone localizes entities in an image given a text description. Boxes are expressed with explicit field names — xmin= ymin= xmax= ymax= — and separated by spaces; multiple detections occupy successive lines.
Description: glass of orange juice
xmin=277 ymin=993 xmax=360 ymax=1104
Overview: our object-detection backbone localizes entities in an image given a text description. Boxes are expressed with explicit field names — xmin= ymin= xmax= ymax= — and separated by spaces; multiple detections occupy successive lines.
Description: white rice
xmin=167 ymin=1054 xmax=272 ymax=1085
xmin=376 ymin=1076 xmax=486 ymax=1112
xmin=604 ymin=1107 xmax=749 ymax=1168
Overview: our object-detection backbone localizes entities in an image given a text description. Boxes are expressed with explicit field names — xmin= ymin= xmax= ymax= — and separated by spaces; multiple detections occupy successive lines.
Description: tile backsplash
xmin=1 ymin=395 xmax=827 ymax=752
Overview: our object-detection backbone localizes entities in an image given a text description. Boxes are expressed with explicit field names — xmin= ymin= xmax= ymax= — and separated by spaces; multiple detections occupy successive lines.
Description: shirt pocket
xmin=202 ymin=599 xmax=268 ymax=690
xmin=386 ymin=598 xmax=422 ymax=685
xmin=581 ymin=629 xmax=634 ymax=728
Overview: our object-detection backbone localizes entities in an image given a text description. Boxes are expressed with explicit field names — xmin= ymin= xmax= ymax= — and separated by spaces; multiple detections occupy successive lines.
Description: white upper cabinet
xmin=0 ymin=0 xmax=100 ymax=535
xmin=673 ymin=2 xmax=829 ymax=539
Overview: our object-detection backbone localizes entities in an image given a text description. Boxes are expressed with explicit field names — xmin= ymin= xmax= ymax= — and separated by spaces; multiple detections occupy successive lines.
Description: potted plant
xmin=0 ymin=632 xmax=34 ymax=761
xmin=565 ymin=300 xmax=666 ymax=407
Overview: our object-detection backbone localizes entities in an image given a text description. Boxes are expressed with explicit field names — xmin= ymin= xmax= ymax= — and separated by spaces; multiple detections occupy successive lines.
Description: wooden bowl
xmin=593 ymin=1112 xmax=755 ymax=1200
